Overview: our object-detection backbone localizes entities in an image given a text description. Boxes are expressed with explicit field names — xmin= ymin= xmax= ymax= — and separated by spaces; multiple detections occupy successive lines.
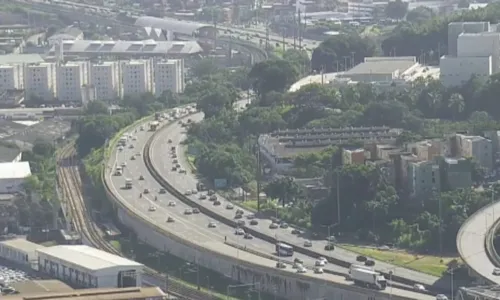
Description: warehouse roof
xmin=3 ymin=286 xmax=165 ymax=300
xmin=0 ymin=161 xmax=31 ymax=179
xmin=0 ymin=54 xmax=45 ymax=65
xmin=0 ymin=238 xmax=44 ymax=253
xmin=135 ymin=16 xmax=214 ymax=36
xmin=10 ymin=280 xmax=73 ymax=294
xmin=48 ymin=40 xmax=202 ymax=55
xmin=344 ymin=57 xmax=417 ymax=75
xmin=36 ymin=245 xmax=143 ymax=272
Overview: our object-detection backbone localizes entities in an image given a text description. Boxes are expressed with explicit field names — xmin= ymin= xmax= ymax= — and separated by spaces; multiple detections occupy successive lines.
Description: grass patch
xmin=110 ymin=240 xmax=121 ymax=251
xmin=341 ymin=245 xmax=460 ymax=277
xmin=185 ymin=152 xmax=197 ymax=172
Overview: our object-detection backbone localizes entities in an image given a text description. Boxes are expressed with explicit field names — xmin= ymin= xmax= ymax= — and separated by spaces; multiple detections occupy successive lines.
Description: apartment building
xmin=439 ymin=157 xmax=472 ymax=190
xmin=57 ymin=62 xmax=88 ymax=103
xmin=342 ymin=148 xmax=365 ymax=165
xmin=24 ymin=63 xmax=57 ymax=101
xmin=408 ymin=160 xmax=441 ymax=199
xmin=122 ymin=60 xmax=152 ymax=98
xmin=0 ymin=64 xmax=23 ymax=92
xmin=154 ymin=59 xmax=184 ymax=96
xmin=456 ymin=134 xmax=493 ymax=170
xmin=89 ymin=61 xmax=120 ymax=101
xmin=407 ymin=140 xmax=449 ymax=161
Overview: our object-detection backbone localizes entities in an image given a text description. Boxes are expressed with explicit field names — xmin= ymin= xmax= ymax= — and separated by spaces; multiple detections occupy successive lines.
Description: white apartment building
xmin=457 ymin=134 xmax=493 ymax=170
xmin=24 ymin=63 xmax=57 ymax=101
xmin=0 ymin=64 xmax=23 ymax=92
xmin=153 ymin=59 xmax=184 ymax=96
xmin=121 ymin=60 xmax=152 ymax=98
xmin=89 ymin=61 xmax=120 ymax=101
xmin=57 ymin=62 xmax=88 ymax=103
xmin=440 ymin=55 xmax=492 ymax=87
xmin=457 ymin=32 xmax=500 ymax=72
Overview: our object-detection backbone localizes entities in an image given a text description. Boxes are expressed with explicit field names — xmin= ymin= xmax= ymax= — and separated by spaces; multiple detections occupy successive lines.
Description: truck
xmin=197 ymin=182 xmax=206 ymax=191
xmin=125 ymin=179 xmax=133 ymax=189
xmin=350 ymin=267 xmax=387 ymax=290
xmin=155 ymin=112 xmax=161 ymax=121
xmin=149 ymin=121 xmax=159 ymax=131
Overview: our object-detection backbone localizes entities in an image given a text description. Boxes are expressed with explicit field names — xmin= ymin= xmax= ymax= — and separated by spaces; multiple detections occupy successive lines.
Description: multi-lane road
xmin=105 ymin=109 xmax=434 ymax=300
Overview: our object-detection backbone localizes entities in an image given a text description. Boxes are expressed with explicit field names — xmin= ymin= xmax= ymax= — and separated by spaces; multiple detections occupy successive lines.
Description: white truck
xmin=350 ymin=267 xmax=387 ymax=290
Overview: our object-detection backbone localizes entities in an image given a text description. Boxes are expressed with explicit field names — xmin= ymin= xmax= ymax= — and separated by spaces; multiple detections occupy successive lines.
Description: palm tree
xmin=448 ymin=93 xmax=465 ymax=121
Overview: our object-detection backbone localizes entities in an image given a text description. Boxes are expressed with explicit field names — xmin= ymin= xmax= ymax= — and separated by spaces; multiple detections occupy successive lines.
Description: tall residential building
xmin=457 ymin=32 xmax=500 ymax=73
xmin=439 ymin=157 xmax=472 ymax=191
xmin=153 ymin=59 xmax=184 ymax=96
xmin=407 ymin=140 xmax=449 ymax=161
xmin=89 ymin=61 xmax=120 ymax=101
xmin=57 ymin=62 xmax=89 ymax=102
xmin=121 ymin=60 xmax=152 ymax=98
xmin=342 ymin=148 xmax=365 ymax=165
xmin=24 ymin=63 xmax=57 ymax=101
xmin=408 ymin=160 xmax=441 ymax=199
xmin=447 ymin=22 xmax=491 ymax=57
xmin=0 ymin=64 xmax=23 ymax=92
xmin=456 ymin=134 xmax=493 ymax=170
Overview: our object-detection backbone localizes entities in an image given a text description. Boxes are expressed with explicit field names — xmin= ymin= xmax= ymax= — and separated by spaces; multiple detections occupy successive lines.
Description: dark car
xmin=324 ymin=243 xmax=335 ymax=251
xmin=364 ymin=259 xmax=375 ymax=266
xmin=356 ymin=255 xmax=367 ymax=262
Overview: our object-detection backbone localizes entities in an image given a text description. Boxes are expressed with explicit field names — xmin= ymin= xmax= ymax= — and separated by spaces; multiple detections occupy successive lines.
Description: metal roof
xmin=135 ymin=16 xmax=213 ymax=36
xmin=0 ymin=161 xmax=31 ymax=179
xmin=48 ymin=40 xmax=202 ymax=55
xmin=345 ymin=58 xmax=417 ymax=76
xmin=36 ymin=245 xmax=143 ymax=272
xmin=0 ymin=238 xmax=45 ymax=254
xmin=0 ymin=54 xmax=45 ymax=65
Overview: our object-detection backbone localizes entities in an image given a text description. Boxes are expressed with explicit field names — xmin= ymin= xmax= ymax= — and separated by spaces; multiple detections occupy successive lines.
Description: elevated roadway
xmin=105 ymin=109 xmax=433 ymax=300
xmin=456 ymin=200 xmax=500 ymax=285
xmin=148 ymin=113 xmax=459 ymax=292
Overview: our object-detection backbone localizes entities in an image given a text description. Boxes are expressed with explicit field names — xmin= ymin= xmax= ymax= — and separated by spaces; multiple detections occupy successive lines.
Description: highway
xmin=105 ymin=109 xmax=434 ymax=300
xmin=456 ymin=199 xmax=500 ymax=285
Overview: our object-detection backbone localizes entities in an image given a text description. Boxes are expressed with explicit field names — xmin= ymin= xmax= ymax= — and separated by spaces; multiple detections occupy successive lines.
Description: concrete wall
xmin=440 ymin=55 xmax=491 ymax=87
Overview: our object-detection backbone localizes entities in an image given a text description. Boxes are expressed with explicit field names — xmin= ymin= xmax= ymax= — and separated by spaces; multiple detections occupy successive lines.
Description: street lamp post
xmin=227 ymin=283 xmax=260 ymax=300
xmin=388 ymin=270 xmax=393 ymax=300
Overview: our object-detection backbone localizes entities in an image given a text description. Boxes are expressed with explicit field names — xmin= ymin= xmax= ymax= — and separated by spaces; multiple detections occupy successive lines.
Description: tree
xmin=283 ymin=49 xmax=311 ymax=75
xmin=406 ymin=6 xmax=435 ymax=23
xmin=249 ymin=59 xmax=299 ymax=98
xmin=191 ymin=58 xmax=219 ymax=79
xmin=448 ymin=93 xmax=465 ymax=121
xmin=196 ymin=86 xmax=237 ymax=118
xmin=311 ymin=34 xmax=376 ymax=72
xmin=85 ymin=100 xmax=109 ymax=115
xmin=385 ymin=0 xmax=409 ymax=20
xmin=264 ymin=177 xmax=301 ymax=206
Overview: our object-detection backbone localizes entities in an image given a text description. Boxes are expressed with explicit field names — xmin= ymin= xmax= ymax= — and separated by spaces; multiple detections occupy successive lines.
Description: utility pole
xmin=343 ymin=56 xmax=349 ymax=71
xmin=293 ymin=13 xmax=296 ymax=49
xmin=336 ymin=169 xmax=340 ymax=226
xmin=212 ymin=10 xmax=218 ymax=50
xmin=256 ymin=143 xmax=261 ymax=212
xmin=297 ymin=9 xmax=302 ymax=49
xmin=350 ymin=51 xmax=355 ymax=68
xmin=282 ymin=27 xmax=286 ymax=54
xmin=265 ymin=12 xmax=269 ymax=51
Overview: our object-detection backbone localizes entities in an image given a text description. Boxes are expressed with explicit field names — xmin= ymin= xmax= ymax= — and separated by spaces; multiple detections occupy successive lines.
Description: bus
xmin=275 ymin=242 xmax=294 ymax=256
xmin=125 ymin=179 xmax=133 ymax=189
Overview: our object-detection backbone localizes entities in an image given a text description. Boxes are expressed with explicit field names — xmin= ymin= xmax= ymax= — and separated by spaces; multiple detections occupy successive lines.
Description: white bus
xmin=275 ymin=242 xmax=294 ymax=256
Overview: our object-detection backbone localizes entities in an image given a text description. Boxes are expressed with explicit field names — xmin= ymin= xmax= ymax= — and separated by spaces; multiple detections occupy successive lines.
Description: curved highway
xmin=105 ymin=109 xmax=433 ymax=300
xmin=149 ymin=112 xmax=451 ymax=291
xmin=457 ymin=200 xmax=500 ymax=284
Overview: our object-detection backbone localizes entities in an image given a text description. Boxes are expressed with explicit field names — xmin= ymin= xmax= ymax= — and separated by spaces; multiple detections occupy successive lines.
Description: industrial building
xmin=135 ymin=16 xmax=216 ymax=40
xmin=0 ymin=238 xmax=45 ymax=269
xmin=36 ymin=245 xmax=143 ymax=289
xmin=0 ymin=161 xmax=31 ymax=193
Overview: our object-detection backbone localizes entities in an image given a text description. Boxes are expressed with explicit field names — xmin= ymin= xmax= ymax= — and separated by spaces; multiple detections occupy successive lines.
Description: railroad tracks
xmin=56 ymin=142 xmax=217 ymax=300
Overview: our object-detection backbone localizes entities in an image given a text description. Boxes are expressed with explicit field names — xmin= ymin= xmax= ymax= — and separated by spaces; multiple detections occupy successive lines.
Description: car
xmin=208 ymin=221 xmax=217 ymax=228
xmin=493 ymin=268 xmax=500 ymax=276
xmin=121 ymin=162 xmax=127 ymax=168
xmin=250 ymin=219 xmax=259 ymax=225
xmin=315 ymin=260 xmax=325 ymax=267
xmin=130 ymin=155 xmax=135 ymax=160
xmin=140 ymin=126 xmax=145 ymax=131
xmin=294 ymin=258 xmax=303 ymax=264
xmin=291 ymin=229 xmax=301 ymax=235
xmin=208 ymin=190 xmax=215 ymax=196
xmin=172 ymin=154 xmax=177 ymax=158
xmin=175 ymin=163 xmax=181 ymax=168
xmin=275 ymin=261 xmax=286 ymax=269
xmin=246 ymin=214 xmax=255 ymax=220
xmin=318 ymin=257 xmax=328 ymax=264
xmin=173 ymin=159 xmax=178 ymax=164
xmin=192 ymin=208 xmax=200 ymax=214
xmin=378 ymin=245 xmax=390 ymax=251
xmin=191 ymin=189 xmax=198 ymax=194
xmin=185 ymin=190 xmax=192 ymax=196
xmin=297 ymin=266 xmax=307 ymax=274
xmin=148 ymin=206 xmax=156 ymax=212
xmin=326 ymin=236 xmax=337 ymax=242
xmin=235 ymin=228 xmax=245 ymax=235
xmin=292 ymin=262 xmax=302 ymax=269
xmin=172 ymin=166 xmax=177 ymax=171
xmin=118 ymin=146 xmax=124 ymax=151
xmin=226 ymin=203 xmax=234 ymax=209
xmin=159 ymin=188 xmax=166 ymax=194
xmin=114 ymin=170 xmax=122 ymax=176
xmin=168 ymin=201 xmax=176 ymax=207
xmin=135 ymin=152 xmax=141 ymax=157
xmin=234 ymin=214 xmax=243 ymax=219
xmin=129 ymin=144 xmax=134 ymax=149
xmin=236 ymin=209 xmax=244 ymax=215
xmin=168 ymin=139 xmax=172 ymax=143
xmin=166 ymin=217 xmax=174 ymax=223
xmin=214 ymin=200 xmax=221 ymax=206
xmin=179 ymin=169 xmax=187 ymax=174
xmin=364 ymin=260 xmax=375 ymax=266
xmin=132 ymin=136 xmax=137 ymax=141
xmin=209 ymin=195 xmax=217 ymax=201
xmin=304 ymin=240 xmax=312 ymax=247
xmin=237 ymin=220 xmax=246 ymax=226
xmin=436 ymin=295 xmax=448 ymax=300
xmin=280 ymin=222 xmax=289 ymax=229
xmin=244 ymin=233 xmax=253 ymax=239
xmin=199 ymin=194 xmax=207 ymax=200
xmin=324 ymin=243 xmax=335 ymax=251
xmin=139 ymin=175 xmax=144 ymax=180
xmin=356 ymin=255 xmax=367 ymax=262
xmin=313 ymin=267 xmax=324 ymax=274
xmin=269 ymin=223 xmax=279 ymax=229
xmin=413 ymin=284 xmax=425 ymax=291
xmin=143 ymin=188 xmax=150 ymax=194
xmin=184 ymin=208 xmax=193 ymax=215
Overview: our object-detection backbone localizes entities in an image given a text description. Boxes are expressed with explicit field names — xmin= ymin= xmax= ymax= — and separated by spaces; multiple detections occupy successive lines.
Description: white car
xmin=118 ymin=146 xmax=124 ymax=151
xmin=318 ymin=257 xmax=328 ymax=264
xmin=293 ymin=262 xmax=302 ymax=269
xmin=235 ymin=228 xmax=245 ymax=235
xmin=436 ymin=295 xmax=448 ymax=300
xmin=168 ymin=201 xmax=176 ymax=207
xmin=304 ymin=240 xmax=312 ymax=247
xmin=493 ymin=268 xmax=500 ymax=276
xmin=185 ymin=190 xmax=192 ymax=196
xmin=413 ymin=284 xmax=425 ymax=291
xmin=192 ymin=208 xmax=200 ymax=214
xmin=208 ymin=221 xmax=217 ymax=228
xmin=184 ymin=208 xmax=193 ymax=215
xmin=297 ymin=266 xmax=307 ymax=274
xmin=148 ymin=206 xmax=156 ymax=212
xmin=315 ymin=260 xmax=325 ymax=267
xmin=313 ymin=267 xmax=324 ymax=274
xmin=226 ymin=203 xmax=234 ymax=210
xmin=120 ymin=162 xmax=127 ymax=168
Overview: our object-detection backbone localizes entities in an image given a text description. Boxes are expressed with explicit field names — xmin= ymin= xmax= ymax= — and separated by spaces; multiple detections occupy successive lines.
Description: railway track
xmin=56 ymin=142 xmax=219 ymax=300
